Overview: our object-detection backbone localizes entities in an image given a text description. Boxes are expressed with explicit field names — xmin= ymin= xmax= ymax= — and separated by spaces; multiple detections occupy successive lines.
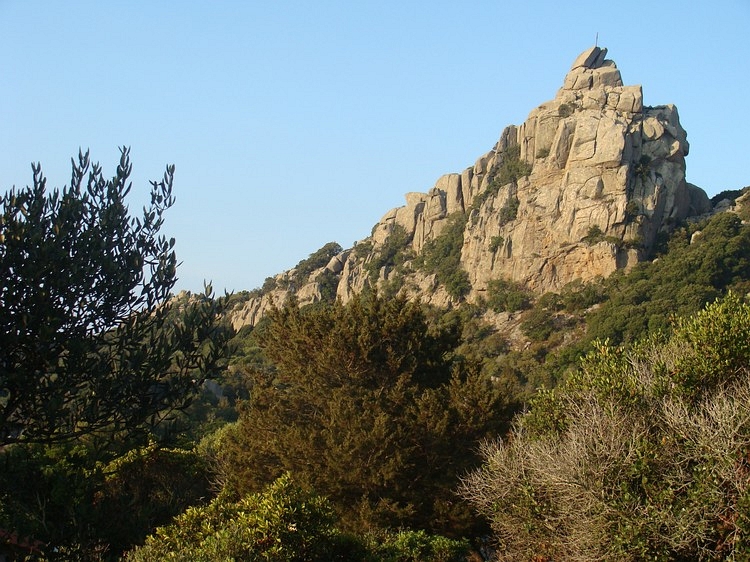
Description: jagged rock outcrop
xmin=460 ymin=46 xmax=711 ymax=294
xmin=228 ymin=47 xmax=711 ymax=329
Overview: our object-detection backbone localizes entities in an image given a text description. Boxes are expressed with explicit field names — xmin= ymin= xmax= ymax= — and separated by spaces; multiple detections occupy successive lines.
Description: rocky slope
xmin=228 ymin=47 xmax=711 ymax=330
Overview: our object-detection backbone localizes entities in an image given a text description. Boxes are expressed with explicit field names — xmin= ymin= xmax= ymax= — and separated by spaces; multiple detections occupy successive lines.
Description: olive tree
xmin=0 ymin=148 xmax=229 ymax=445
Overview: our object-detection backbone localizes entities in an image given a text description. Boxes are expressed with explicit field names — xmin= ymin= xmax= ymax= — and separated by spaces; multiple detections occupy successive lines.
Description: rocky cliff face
xmin=228 ymin=47 xmax=711 ymax=330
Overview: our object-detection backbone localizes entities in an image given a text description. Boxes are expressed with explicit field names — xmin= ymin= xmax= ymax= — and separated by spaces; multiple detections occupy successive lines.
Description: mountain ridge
xmin=228 ymin=46 xmax=713 ymax=330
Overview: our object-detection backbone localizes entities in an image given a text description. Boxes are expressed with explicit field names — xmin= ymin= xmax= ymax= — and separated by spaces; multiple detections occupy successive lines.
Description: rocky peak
xmin=566 ymin=46 xmax=622 ymax=86
xmin=228 ymin=47 xmax=711 ymax=330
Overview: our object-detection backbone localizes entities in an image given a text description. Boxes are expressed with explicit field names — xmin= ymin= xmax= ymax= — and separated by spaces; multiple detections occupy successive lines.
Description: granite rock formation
xmin=228 ymin=47 xmax=711 ymax=330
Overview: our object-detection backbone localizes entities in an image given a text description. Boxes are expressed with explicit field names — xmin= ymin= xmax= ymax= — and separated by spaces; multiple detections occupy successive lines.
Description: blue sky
xmin=1 ymin=1 xmax=748 ymax=293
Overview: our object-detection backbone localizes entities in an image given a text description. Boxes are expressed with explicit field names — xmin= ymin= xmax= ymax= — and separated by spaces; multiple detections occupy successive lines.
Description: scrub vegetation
xmin=3 ymin=152 xmax=750 ymax=560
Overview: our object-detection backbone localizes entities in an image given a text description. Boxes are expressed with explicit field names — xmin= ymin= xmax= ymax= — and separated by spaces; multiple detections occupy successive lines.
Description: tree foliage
xmin=0 ymin=148 xmax=229 ymax=445
xmin=215 ymin=293 xmax=507 ymax=535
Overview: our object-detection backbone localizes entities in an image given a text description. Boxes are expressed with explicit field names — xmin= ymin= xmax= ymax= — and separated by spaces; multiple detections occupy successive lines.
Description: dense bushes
xmin=485 ymin=278 xmax=531 ymax=313
xmin=586 ymin=212 xmax=750 ymax=344
xmin=294 ymin=241 xmax=343 ymax=280
xmin=416 ymin=213 xmax=471 ymax=300
xmin=0 ymin=441 xmax=211 ymax=559
xmin=461 ymin=294 xmax=750 ymax=561
xmin=127 ymin=474 xmax=470 ymax=561
xmin=364 ymin=225 xmax=413 ymax=281
xmin=126 ymin=473 xmax=352 ymax=561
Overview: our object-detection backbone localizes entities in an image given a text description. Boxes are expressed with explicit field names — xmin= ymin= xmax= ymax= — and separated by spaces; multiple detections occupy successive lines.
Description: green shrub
xmin=93 ymin=444 xmax=212 ymax=556
xmin=634 ymin=154 xmax=651 ymax=181
xmin=354 ymin=239 xmax=374 ymax=259
xmin=126 ymin=473 xmax=351 ymax=562
xmin=496 ymin=145 xmax=532 ymax=187
xmin=379 ymin=270 xmax=407 ymax=300
xmin=416 ymin=214 xmax=471 ymax=300
xmin=262 ymin=276 xmax=278 ymax=293
xmin=560 ymin=280 xmax=606 ymax=312
xmin=366 ymin=529 xmax=470 ymax=562
xmin=315 ymin=269 xmax=339 ymax=303
xmin=462 ymin=294 xmax=750 ymax=561
xmin=294 ymin=242 xmax=342 ymax=279
xmin=486 ymin=278 xmax=531 ymax=313
xmin=520 ymin=308 xmax=555 ymax=342
xmin=365 ymin=225 xmax=413 ymax=281
xmin=622 ymin=236 xmax=643 ymax=249
xmin=498 ymin=197 xmax=520 ymax=225
xmin=670 ymin=292 xmax=750 ymax=400
xmin=127 ymin=474 xmax=471 ymax=562
xmin=586 ymin=211 xmax=750 ymax=344
xmin=470 ymin=145 xmax=531 ymax=212
xmin=582 ymin=225 xmax=604 ymax=244
xmin=489 ymin=235 xmax=505 ymax=253
xmin=558 ymin=102 xmax=575 ymax=118
xmin=625 ymin=199 xmax=640 ymax=220
xmin=0 ymin=441 xmax=212 ymax=560
xmin=262 ymin=244 xmax=343 ymax=297
xmin=536 ymin=292 xmax=564 ymax=312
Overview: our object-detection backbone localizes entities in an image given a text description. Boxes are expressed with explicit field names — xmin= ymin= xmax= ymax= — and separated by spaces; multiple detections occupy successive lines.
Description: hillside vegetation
xmin=3 ymin=149 xmax=750 ymax=561
xmin=462 ymin=293 xmax=750 ymax=561
xmin=128 ymin=195 xmax=750 ymax=561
